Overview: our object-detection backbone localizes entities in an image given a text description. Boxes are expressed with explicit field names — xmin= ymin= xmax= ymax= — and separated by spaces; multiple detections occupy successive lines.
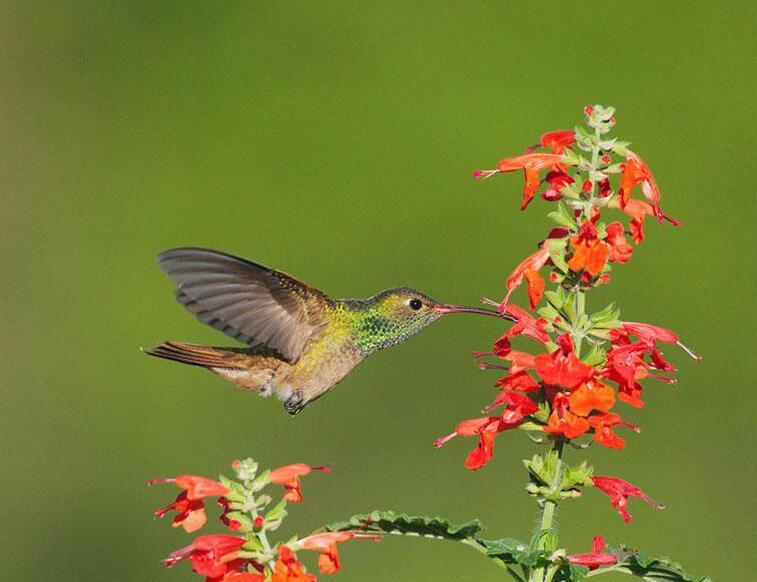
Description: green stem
xmin=528 ymin=439 xmax=566 ymax=582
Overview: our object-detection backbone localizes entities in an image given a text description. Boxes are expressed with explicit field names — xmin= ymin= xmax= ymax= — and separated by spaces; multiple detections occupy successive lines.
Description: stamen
xmin=433 ymin=432 xmax=457 ymax=448
xmin=676 ymin=340 xmax=702 ymax=362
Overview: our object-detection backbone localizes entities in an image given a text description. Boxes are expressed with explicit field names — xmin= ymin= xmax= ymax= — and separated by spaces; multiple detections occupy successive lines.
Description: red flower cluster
xmin=438 ymin=107 xmax=699 ymax=471
xmin=152 ymin=460 xmax=354 ymax=581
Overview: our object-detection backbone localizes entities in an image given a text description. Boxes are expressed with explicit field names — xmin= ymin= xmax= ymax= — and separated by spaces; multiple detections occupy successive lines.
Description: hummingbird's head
xmin=356 ymin=287 xmax=506 ymax=354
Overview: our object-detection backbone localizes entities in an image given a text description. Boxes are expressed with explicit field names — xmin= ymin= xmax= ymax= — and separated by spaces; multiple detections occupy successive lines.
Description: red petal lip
xmin=433 ymin=304 xmax=516 ymax=321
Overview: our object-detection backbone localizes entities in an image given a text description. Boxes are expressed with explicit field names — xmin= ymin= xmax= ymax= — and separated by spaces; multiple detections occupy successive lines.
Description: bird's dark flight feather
xmin=157 ymin=247 xmax=332 ymax=363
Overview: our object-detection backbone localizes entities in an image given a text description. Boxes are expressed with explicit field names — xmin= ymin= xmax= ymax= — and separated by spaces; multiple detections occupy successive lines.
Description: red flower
xmin=269 ymin=464 xmax=331 ymax=503
xmin=500 ymin=243 xmax=551 ymax=307
xmin=619 ymin=199 xmax=680 ymax=244
xmin=485 ymin=389 xmax=539 ymax=419
xmin=271 ymin=547 xmax=316 ymax=582
xmin=588 ymin=413 xmax=639 ymax=449
xmin=604 ymin=222 xmax=633 ymax=264
xmin=568 ymin=220 xmax=609 ymax=276
xmin=542 ymin=170 xmax=573 ymax=201
xmin=604 ymin=337 xmax=678 ymax=407
xmin=524 ymin=269 xmax=545 ymax=308
xmin=150 ymin=475 xmax=229 ymax=533
xmin=618 ymin=150 xmax=660 ymax=208
xmin=494 ymin=370 xmax=540 ymax=393
xmin=165 ymin=535 xmax=247 ymax=579
xmin=620 ymin=321 xmax=701 ymax=361
xmin=543 ymin=393 xmax=590 ymax=439
xmin=491 ymin=305 xmax=550 ymax=357
xmin=567 ymin=380 xmax=615 ymax=416
xmin=535 ymin=334 xmax=595 ymax=390
xmin=298 ymin=531 xmax=378 ymax=574
xmin=567 ymin=536 xmax=618 ymax=570
xmin=538 ymin=130 xmax=575 ymax=154
xmin=591 ymin=476 xmax=664 ymax=523
xmin=475 ymin=153 xmax=565 ymax=209
xmin=434 ymin=416 xmax=520 ymax=470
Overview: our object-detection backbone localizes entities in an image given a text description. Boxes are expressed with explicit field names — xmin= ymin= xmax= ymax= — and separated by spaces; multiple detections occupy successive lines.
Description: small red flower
xmin=618 ymin=150 xmax=660 ymax=208
xmin=591 ymin=476 xmax=664 ymax=523
xmin=524 ymin=269 xmax=545 ymax=308
xmin=298 ymin=531 xmax=378 ymax=574
xmin=581 ymin=180 xmax=592 ymax=193
xmin=491 ymin=305 xmax=550 ymax=357
xmin=535 ymin=334 xmax=595 ymax=390
xmin=150 ymin=475 xmax=229 ymax=533
xmin=165 ymin=535 xmax=247 ymax=579
xmin=543 ymin=393 xmax=590 ymax=439
xmin=588 ymin=412 xmax=639 ymax=449
xmin=500 ymin=243 xmax=551 ymax=307
xmin=538 ymin=130 xmax=575 ymax=154
xmin=542 ymin=170 xmax=573 ymax=201
xmin=568 ymin=220 xmax=609 ymax=276
xmin=494 ymin=370 xmax=540 ymax=393
xmin=567 ymin=535 xmax=617 ymax=570
xmin=434 ymin=416 xmax=520 ymax=470
xmin=271 ymin=546 xmax=316 ymax=582
xmin=475 ymin=153 xmax=565 ymax=209
xmin=604 ymin=221 xmax=633 ymax=264
xmin=485 ymin=389 xmax=539 ymax=419
xmin=619 ymin=199 xmax=680 ymax=244
xmin=269 ymin=464 xmax=331 ymax=503
xmin=567 ymin=380 xmax=615 ymax=416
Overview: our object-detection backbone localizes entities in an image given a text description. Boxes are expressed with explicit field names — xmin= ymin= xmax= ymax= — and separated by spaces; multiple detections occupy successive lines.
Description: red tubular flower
xmin=543 ymin=393 xmax=590 ymax=439
xmin=618 ymin=150 xmax=660 ymax=208
xmin=567 ymin=380 xmax=615 ymax=416
xmin=542 ymin=170 xmax=573 ymax=201
xmin=298 ymin=531 xmax=379 ymax=574
xmin=620 ymin=199 xmax=680 ymax=244
xmin=150 ymin=475 xmax=229 ymax=533
xmin=500 ymin=243 xmax=551 ymax=307
xmin=568 ymin=220 xmax=609 ymax=276
xmin=591 ymin=476 xmax=664 ymax=522
xmin=485 ymin=389 xmax=539 ymax=419
xmin=494 ymin=370 xmax=540 ymax=393
xmin=535 ymin=334 xmax=595 ymax=390
xmin=164 ymin=535 xmax=247 ymax=579
xmin=621 ymin=321 xmax=701 ymax=361
xmin=475 ymin=153 xmax=565 ymax=209
xmin=538 ymin=130 xmax=575 ymax=154
xmin=567 ymin=536 xmax=618 ymax=570
xmin=269 ymin=464 xmax=331 ymax=503
xmin=524 ymin=269 xmax=545 ymax=308
xmin=604 ymin=221 xmax=633 ymax=264
xmin=492 ymin=305 xmax=550 ymax=357
xmin=588 ymin=412 xmax=639 ymax=449
xmin=271 ymin=547 xmax=316 ymax=582
xmin=434 ymin=416 xmax=520 ymax=470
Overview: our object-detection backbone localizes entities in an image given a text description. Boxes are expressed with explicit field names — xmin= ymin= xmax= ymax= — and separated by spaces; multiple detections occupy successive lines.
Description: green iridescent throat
xmin=345 ymin=302 xmax=432 ymax=355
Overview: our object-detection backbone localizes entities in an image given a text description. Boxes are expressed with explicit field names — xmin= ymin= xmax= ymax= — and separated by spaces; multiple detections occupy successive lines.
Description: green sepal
xmin=537 ymin=303 xmax=560 ymax=321
xmin=242 ymin=536 xmax=264 ymax=552
xmin=265 ymin=497 xmax=288 ymax=522
xmin=612 ymin=140 xmax=631 ymax=157
xmin=323 ymin=510 xmax=482 ymax=541
xmin=219 ymin=477 xmax=248 ymax=504
xmin=547 ymin=202 xmax=577 ymax=230
xmin=545 ymin=289 xmax=565 ymax=310
xmin=524 ymin=451 xmax=593 ymax=501
xmin=582 ymin=342 xmax=606 ymax=367
xmin=591 ymin=302 xmax=620 ymax=324
xmin=250 ymin=469 xmax=271 ymax=493
xmin=562 ymin=147 xmax=581 ymax=166
xmin=233 ymin=458 xmax=259 ymax=481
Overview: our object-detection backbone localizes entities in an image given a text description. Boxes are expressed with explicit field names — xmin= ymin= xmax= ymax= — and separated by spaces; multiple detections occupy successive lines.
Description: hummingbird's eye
xmin=409 ymin=298 xmax=423 ymax=311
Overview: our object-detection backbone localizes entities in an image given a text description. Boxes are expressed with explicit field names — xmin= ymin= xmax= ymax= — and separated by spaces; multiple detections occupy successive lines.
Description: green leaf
xmin=323 ymin=510 xmax=483 ymax=541
xmin=479 ymin=537 xmax=551 ymax=568
xmin=607 ymin=545 xmax=713 ymax=581
xmin=548 ymin=202 xmax=577 ymax=230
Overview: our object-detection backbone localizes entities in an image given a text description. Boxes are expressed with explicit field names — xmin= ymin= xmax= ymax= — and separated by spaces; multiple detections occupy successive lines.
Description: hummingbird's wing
xmin=157 ymin=247 xmax=333 ymax=364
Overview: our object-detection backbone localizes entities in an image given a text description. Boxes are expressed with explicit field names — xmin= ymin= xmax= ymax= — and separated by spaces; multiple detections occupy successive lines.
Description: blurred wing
xmin=157 ymin=247 xmax=332 ymax=363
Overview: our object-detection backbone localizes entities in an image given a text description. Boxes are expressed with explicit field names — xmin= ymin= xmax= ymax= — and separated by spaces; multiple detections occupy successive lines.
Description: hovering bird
xmin=145 ymin=247 xmax=511 ymax=414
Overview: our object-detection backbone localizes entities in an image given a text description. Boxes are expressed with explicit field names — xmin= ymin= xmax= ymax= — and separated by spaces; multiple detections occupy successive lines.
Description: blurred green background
xmin=2 ymin=2 xmax=754 ymax=580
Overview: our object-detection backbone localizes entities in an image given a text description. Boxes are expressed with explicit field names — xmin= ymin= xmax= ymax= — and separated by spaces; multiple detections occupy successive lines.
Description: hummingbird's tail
xmin=143 ymin=340 xmax=287 ymax=393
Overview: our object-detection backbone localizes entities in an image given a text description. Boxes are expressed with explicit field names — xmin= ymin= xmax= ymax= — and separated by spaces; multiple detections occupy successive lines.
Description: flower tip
xmin=676 ymin=341 xmax=702 ymax=362
xmin=473 ymin=169 xmax=500 ymax=180
xmin=147 ymin=478 xmax=173 ymax=487
xmin=433 ymin=433 xmax=456 ymax=448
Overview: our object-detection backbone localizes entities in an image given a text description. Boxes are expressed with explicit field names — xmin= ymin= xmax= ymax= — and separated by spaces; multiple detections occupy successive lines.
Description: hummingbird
xmin=145 ymin=247 xmax=511 ymax=415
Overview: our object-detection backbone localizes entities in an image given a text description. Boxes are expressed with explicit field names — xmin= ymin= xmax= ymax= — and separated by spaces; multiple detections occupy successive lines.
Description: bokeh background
xmin=2 ymin=2 xmax=754 ymax=580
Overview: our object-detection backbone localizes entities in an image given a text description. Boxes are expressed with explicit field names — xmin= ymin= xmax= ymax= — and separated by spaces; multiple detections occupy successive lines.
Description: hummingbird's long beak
xmin=433 ymin=304 xmax=517 ymax=322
